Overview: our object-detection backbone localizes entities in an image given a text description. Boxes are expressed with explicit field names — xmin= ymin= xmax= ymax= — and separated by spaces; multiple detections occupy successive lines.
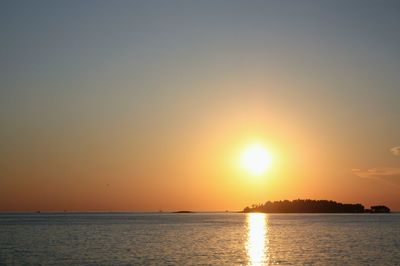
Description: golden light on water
xmin=246 ymin=213 xmax=269 ymax=265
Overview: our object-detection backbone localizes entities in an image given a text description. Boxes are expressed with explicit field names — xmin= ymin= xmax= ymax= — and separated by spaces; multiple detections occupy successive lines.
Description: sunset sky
xmin=1 ymin=1 xmax=399 ymax=211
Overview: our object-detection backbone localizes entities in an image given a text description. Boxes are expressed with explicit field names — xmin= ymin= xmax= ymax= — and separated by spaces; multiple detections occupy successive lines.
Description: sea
xmin=1 ymin=212 xmax=399 ymax=265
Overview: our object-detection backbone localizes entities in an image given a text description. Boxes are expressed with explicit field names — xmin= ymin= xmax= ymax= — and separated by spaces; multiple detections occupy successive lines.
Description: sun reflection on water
xmin=246 ymin=213 xmax=268 ymax=265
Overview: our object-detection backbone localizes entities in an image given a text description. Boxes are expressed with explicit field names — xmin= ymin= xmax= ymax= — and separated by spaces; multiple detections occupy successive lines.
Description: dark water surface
xmin=1 ymin=213 xmax=400 ymax=265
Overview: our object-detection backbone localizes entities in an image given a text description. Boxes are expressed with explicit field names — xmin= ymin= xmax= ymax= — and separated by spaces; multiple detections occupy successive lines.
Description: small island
xmin=365 ymin=205 xmax=391 ymax=213
xmin=242 ymin=199 xmax=390 ymax=213
xmin=172 ymin=211 xmax=195 ymax=213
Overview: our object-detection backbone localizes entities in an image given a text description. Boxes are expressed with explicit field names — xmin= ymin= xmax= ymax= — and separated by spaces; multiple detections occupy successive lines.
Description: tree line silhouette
xmin=243 ymin=199 xmax=366 ymax=213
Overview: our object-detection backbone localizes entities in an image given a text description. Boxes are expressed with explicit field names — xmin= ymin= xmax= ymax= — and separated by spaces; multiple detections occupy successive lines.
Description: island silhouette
xmin=242 ymin=199 xmax=390 ymax=213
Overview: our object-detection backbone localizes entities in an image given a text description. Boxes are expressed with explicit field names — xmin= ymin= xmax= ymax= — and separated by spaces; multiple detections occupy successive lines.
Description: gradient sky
xmin=1 ymin=0 xmax=400 ymax=211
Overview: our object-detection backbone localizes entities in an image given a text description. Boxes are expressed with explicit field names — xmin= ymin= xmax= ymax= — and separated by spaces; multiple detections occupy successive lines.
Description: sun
xmin=240 ymin=144 xmax=272 ymax=175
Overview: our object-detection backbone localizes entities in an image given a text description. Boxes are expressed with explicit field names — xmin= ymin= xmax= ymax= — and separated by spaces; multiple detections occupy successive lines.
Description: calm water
xmin=1 ymin=213 xmax=400 ymax=265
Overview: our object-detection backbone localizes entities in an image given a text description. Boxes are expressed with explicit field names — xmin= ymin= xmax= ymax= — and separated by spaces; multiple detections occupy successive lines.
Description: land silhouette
xmin=243 ymin=199 xmax=390 ymax=213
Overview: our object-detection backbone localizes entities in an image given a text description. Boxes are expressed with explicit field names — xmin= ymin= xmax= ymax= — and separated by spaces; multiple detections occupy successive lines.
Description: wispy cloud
xmin=352 ymin=147 xmax=400 ymax=185
xmin=352 ymin=167 xmax=400 ymax=186
xmin=390 ymin=146 xmax=400 ymax=156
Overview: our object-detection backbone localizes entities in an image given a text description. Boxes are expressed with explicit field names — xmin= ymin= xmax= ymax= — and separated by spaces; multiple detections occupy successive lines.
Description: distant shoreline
xmin=242 ymin=199 xmax=391 ymax=213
